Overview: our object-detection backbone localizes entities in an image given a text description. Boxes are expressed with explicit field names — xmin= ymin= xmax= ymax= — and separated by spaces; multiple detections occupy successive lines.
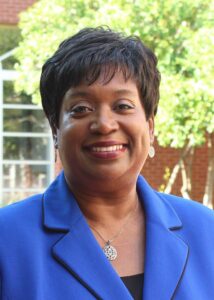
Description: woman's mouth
xmin=91 ymin=144 xmax=124 ymax=152
xmin=84 ymin=142 xmax=128 ymax=159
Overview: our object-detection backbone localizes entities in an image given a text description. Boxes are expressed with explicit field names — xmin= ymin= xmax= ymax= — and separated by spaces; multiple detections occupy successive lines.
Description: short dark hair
xmin=40 ymin=27 xmax=160 ymax=129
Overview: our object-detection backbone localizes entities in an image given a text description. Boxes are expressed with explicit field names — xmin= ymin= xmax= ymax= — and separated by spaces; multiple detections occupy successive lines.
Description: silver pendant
xmin=103 ymin=242 xmax=117 ymax=261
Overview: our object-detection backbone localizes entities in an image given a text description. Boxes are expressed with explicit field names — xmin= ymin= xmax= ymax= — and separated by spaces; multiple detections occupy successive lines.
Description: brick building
xmin=0 ymin=0 xmax=211 ymax=204
xmin=0 ymin=0 xmax=35 ymax=25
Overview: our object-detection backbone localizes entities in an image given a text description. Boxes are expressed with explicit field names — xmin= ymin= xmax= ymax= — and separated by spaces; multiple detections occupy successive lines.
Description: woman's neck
xmin=67 ymin=179 xmax=138 ymax=225
xmin=83 ymin=191 xmax=137 ymax=220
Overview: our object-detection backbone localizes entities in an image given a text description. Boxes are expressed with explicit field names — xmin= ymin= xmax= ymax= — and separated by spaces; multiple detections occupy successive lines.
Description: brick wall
xmin=0 ymin=0 xmax=35 ymax=25
xmin=143 ymin=139 xmax=209 ymax=202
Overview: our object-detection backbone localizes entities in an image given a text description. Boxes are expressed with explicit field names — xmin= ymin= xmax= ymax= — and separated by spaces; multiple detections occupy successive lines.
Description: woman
xmin=0 ymin=27 xmax=214 ymax=300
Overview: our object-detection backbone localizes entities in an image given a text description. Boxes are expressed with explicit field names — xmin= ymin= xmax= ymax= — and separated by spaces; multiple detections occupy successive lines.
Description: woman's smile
xmin=83 ymin=141 xmax=128 ymax=160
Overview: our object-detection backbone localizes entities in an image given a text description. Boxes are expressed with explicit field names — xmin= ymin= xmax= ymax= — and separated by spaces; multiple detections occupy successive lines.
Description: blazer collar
xmin=43 ymin=172 xmax=188 ymax=300
xmin=137 ymin=176 xmax=188 ymax=300
xmin=136 ymin=176 xmax=182 ymax=230
xmin=43 ymin=171 xmax=82 ymax=231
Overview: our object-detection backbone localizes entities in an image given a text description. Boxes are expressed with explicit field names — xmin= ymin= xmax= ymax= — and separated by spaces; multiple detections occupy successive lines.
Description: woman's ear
xmin=148 ymin=116 xmax=155 ymax=158
xmin=53 ymin=135 xmax=58 ymax=149
xmin=148 ymin=116 xmax=155 ymax=143
xmin=51 ymin=126 xmax=58 ymax=149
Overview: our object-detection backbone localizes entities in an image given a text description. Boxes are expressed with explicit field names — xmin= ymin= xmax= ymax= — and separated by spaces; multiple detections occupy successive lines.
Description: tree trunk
xmin=180 ymin=147 xmax=194 ymax=199
xmin=203 ymin=133 xmax=214 ymax=209
xmin=164 ymin=141 xmax=192 ymax=194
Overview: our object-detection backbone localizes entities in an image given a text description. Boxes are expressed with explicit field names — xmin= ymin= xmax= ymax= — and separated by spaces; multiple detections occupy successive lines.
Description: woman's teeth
xmin=92 ymin=145 xmax=124 ymax=152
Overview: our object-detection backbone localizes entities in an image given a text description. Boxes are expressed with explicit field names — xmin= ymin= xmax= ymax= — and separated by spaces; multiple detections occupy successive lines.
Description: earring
xmin=148 ymin=145 xmax=155 ymax=158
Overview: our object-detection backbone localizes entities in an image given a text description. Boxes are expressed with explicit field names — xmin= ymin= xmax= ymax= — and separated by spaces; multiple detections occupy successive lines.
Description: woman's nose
xmin=89 ymin=110 xmax=119 ymax=134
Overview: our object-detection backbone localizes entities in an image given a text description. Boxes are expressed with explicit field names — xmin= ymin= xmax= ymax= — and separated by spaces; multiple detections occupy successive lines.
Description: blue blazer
xmin=0 ymin=172 xmax=214 ymax=300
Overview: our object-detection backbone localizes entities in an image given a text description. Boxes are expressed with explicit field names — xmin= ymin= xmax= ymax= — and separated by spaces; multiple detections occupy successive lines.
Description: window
xmin=0 ymin=50 xmax=54 ymax=207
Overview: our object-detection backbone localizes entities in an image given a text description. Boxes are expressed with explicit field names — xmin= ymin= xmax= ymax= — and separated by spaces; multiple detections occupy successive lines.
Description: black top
xmin=121 ymin=273 xmax=144 ymax=300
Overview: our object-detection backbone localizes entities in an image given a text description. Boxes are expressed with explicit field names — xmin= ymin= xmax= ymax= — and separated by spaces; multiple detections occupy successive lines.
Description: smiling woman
xmin=0 ymin=27 xmax=214 ymax=300
xmin=56 ymin=71 xmax=153 ymax=185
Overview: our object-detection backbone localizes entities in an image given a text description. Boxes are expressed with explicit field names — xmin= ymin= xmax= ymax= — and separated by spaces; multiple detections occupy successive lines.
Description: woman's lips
xmin=84 ymin=142 xmax=128 ymax=159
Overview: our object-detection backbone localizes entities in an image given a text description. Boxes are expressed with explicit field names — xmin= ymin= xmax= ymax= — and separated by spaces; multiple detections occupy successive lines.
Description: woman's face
xmin=56 ymin=71 xmax=154 ymax=186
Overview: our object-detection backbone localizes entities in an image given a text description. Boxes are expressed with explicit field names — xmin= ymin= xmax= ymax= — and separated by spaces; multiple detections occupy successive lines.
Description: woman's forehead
xmin=65 ymin=70 xmax=139 ymax=97
xmin=73 ymin=63 xmax=139 ymax=87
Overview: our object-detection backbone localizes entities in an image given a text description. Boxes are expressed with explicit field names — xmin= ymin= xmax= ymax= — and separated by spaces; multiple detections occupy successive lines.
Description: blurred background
xmin=0 ymin=0 xmax=213 ymax=208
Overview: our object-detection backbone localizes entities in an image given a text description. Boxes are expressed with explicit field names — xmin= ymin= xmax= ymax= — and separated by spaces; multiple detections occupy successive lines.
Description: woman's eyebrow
xmin=68 ymin=91 xmax=91 ymax=98
xmin=114 ymin=89 xmax=136 ymax=96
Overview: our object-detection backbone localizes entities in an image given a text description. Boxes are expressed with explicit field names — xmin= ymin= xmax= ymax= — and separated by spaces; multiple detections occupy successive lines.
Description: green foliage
xmin=0 ymin=26 xmax=21 ymax=69
xmin=15 ymin=0 xmax=214 ymax=148
xmin=128 ymin=0 xmax=214 ymax=147
xmin=159 ymin=167 xmax=171 ymax=192
xmin=15 ymin=0 xmax=131 ymax=103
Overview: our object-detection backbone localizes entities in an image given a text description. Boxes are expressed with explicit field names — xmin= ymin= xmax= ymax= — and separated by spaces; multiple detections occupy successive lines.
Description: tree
xmin=15 ymin=0 xmax=214 ymax=206
xmin=15 ymin=0 xmax=131 ymax=103
xmin=126 ymin=0 xmax=214 ymax=205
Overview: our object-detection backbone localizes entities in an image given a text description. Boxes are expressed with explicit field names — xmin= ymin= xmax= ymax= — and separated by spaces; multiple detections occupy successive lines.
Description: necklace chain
xmin=89 ymin=199 xmax=138 ymax=261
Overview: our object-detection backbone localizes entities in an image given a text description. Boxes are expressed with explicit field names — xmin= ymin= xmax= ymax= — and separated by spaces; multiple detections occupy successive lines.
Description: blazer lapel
xmin=43 ymin=172 xmax=132 ymax=300
xmin=43 ymin=172 xmax=189 ymax=300
xmin=137 ymin=176 xmax=189 ymax=300
xmin=52 ymin=219 xmax=132 ymax=299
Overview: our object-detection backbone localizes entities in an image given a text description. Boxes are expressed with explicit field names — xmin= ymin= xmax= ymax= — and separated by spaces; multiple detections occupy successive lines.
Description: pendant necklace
xmin=89 ymin=199 xmax=138 ymax=261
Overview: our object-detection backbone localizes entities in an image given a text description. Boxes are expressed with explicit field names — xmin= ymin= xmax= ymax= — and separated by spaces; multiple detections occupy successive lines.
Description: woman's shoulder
xmin=0 ymin=194 xmax=43 ymax=231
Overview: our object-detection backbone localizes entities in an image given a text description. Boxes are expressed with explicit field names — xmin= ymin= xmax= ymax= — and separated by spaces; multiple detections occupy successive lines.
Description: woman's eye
xmin=116 ymin=103 xmax=134 ymax=111
xmin=70 ymin=105 xmax=93 ymax=116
